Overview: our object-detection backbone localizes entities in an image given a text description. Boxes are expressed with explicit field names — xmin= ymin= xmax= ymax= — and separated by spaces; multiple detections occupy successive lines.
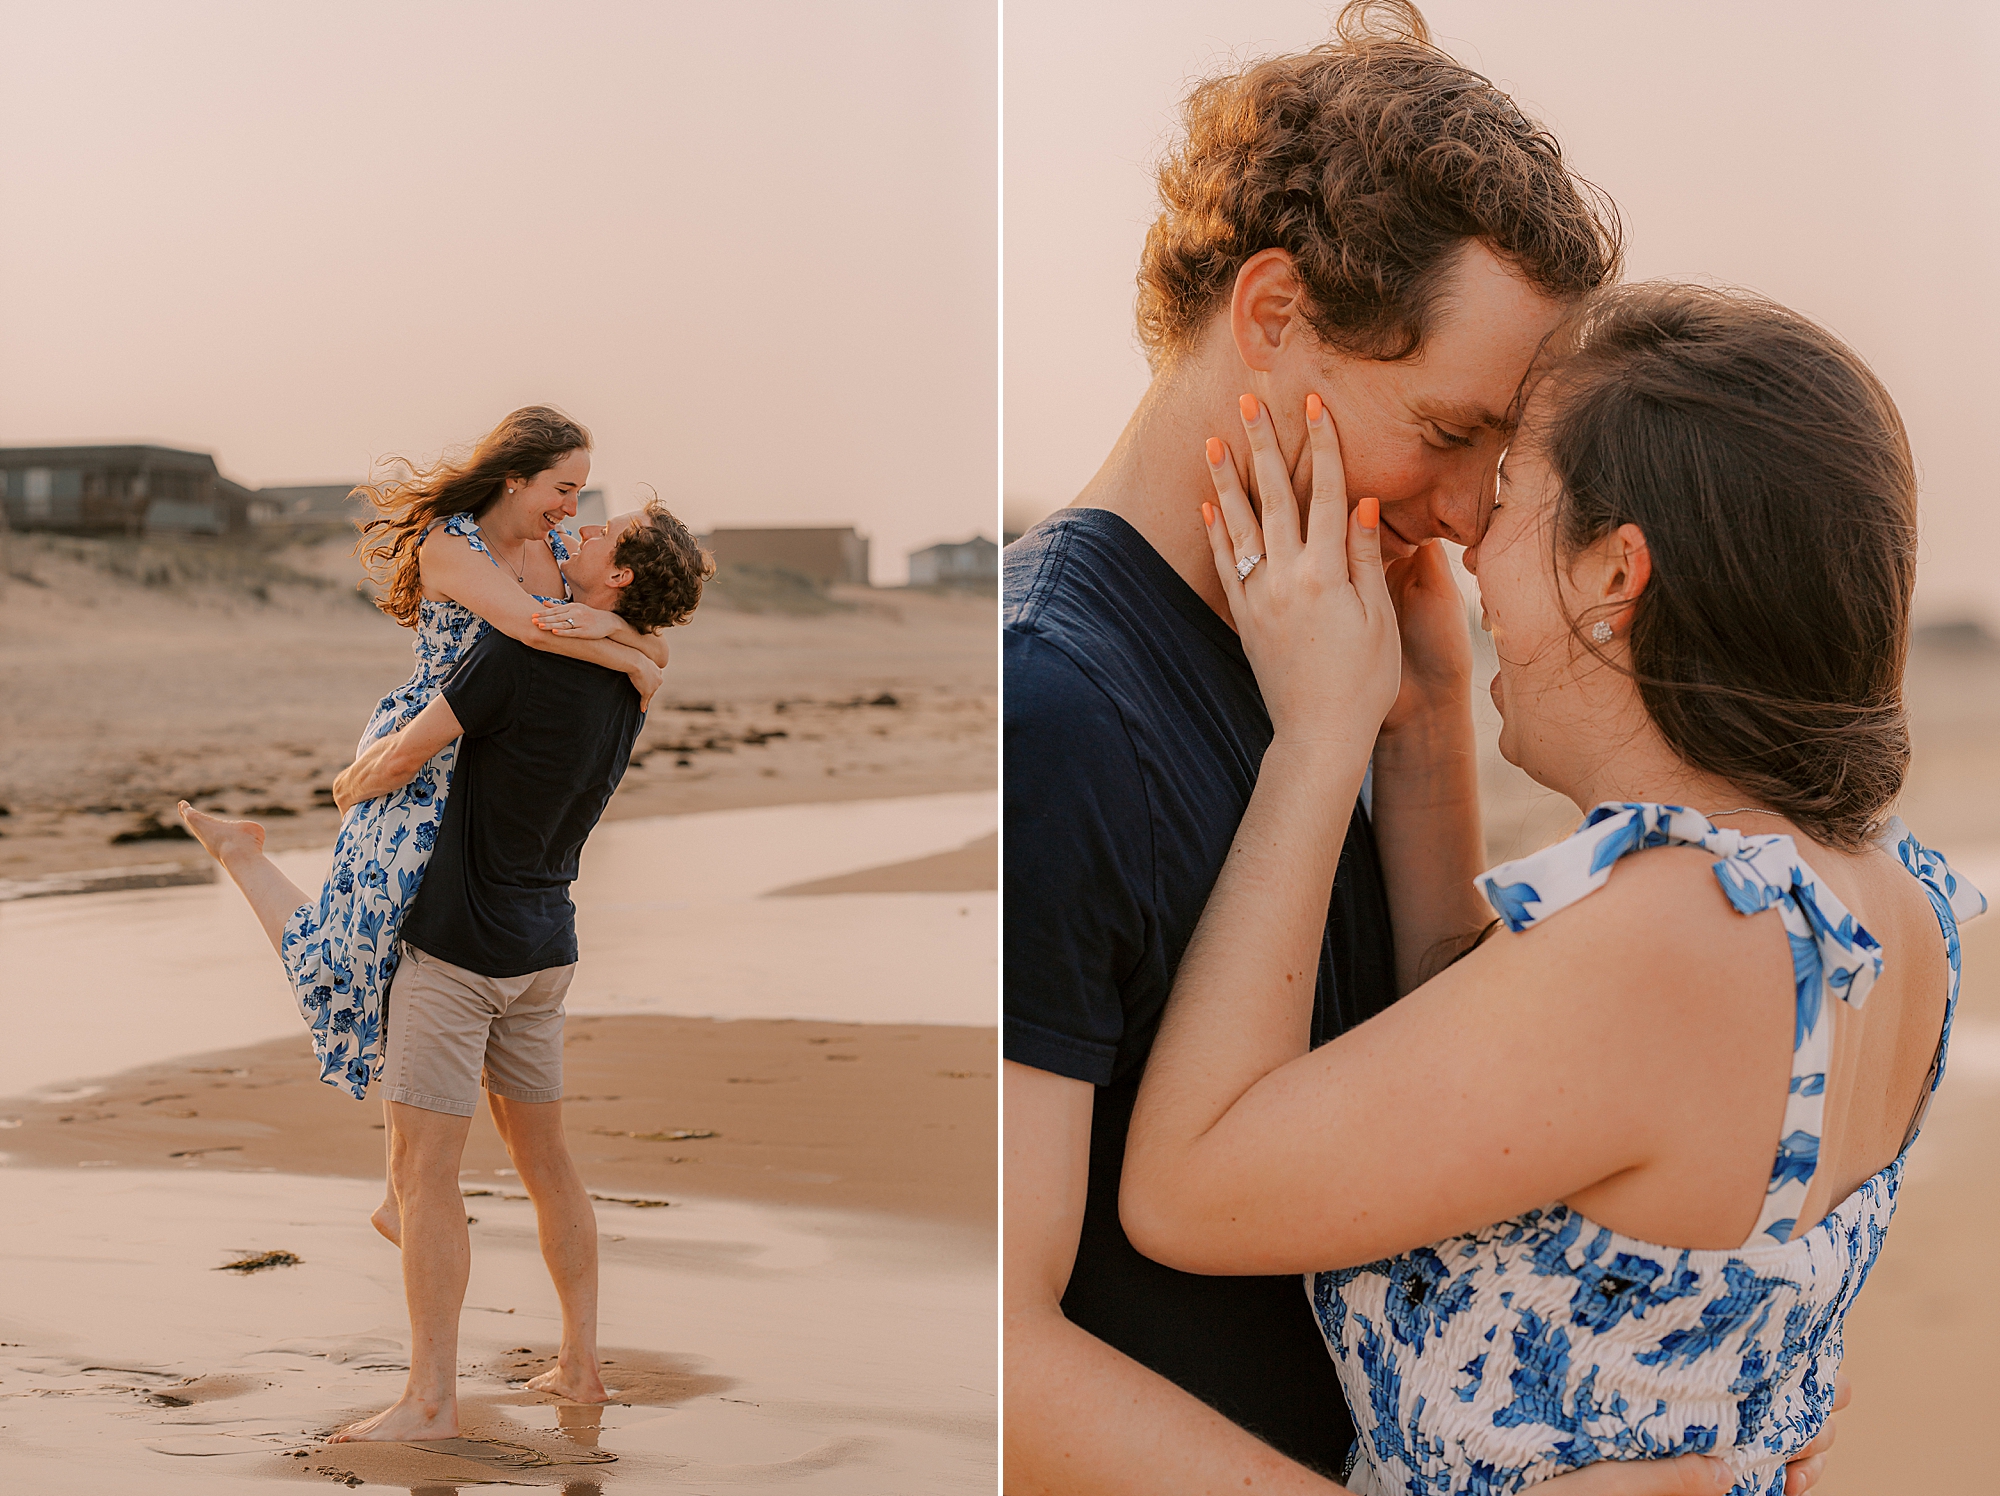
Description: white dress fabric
xmin=1311 ymin=803 xmax=1984 ymax=1496
xmin=278 ymin=513 xmax=572 ymax=1099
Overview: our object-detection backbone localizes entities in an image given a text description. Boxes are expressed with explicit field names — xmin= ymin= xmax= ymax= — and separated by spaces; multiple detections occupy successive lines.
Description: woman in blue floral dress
xmin=1119 ymin=286 xmax=1982 ymax=1494
xmin=179 ymin=408 xmax=667 ymax=1118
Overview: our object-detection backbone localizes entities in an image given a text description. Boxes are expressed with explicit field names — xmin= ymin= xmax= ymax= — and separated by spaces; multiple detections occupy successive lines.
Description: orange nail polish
xmin=1306 ymin=392 xmax=1324 ymax=424
xmin=1205 ymin=437 xmax=1225 ymax=467
xmin=1238 ymin=393 xmax=1260 ymax=423
xmin=1205 ymin=502 xmax=1219 ymax=528
xmin=1358 ymin=497 xmax=1380 ymax=530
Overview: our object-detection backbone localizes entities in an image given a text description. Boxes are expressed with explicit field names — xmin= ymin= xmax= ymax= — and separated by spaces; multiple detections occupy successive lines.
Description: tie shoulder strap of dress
xmin=1477 ymin=802 xmax=1888 ymax=1246
xmin=1877 ymin=816 xmax=1986 ymax=1158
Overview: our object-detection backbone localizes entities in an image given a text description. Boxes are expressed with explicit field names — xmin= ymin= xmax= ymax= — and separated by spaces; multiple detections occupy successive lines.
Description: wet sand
xmin=0 ymin=1169 xmax=993 ymax=1493
xmin=0 ymin=535 xmax=998 ymax=1490
xmin=0 ymin=794 xmax=997 ymax=1099
xmin=0 ymin=1014 xmax=995 ymax=1226
xmin=0 ymin=817 xmax=996 ymax=1489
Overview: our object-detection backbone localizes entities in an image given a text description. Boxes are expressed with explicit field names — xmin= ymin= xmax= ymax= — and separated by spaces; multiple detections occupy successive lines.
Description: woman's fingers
xmin=1303 ymin=392 xmax=1348 ymax=548
xmin=1204 ymin=435 xmax=1262 ymax=601
xmin=1200 ymin=497 xmax=1245 ymax=614
xmin=1236 ymin=395 xmax=1302 ymax=557
xmin=1783 ymin=1454 xmax=1826 ymax=1495
xmin=1349 ymin=495 xmax=1391 ymax=614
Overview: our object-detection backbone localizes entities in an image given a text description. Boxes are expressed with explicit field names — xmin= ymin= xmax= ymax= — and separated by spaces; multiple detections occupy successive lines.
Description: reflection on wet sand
xmin=0 ymin=1170 xmax=995 ymax=1493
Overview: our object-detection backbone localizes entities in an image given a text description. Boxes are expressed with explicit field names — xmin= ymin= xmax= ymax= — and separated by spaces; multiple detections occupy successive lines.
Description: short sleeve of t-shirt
xmin=1003 ymin=627 xmax=1152 ymax=1086
xmin=440 ymin=629 xmax=527 ymax=739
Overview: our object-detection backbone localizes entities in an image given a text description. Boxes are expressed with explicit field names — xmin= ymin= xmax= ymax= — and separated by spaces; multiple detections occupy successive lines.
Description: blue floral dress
xmin=1312 ymin=804 xmax=1985 ymax=1496
xmin=279 ymin=513 xmax=573 ymax=1098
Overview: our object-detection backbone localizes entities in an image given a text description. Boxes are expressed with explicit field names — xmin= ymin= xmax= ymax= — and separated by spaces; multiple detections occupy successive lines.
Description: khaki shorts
xmin=382 ymin=942 xmax=575 ymax=1117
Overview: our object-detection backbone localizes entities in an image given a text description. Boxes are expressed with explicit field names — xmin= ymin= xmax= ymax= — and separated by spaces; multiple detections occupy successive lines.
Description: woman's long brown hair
xmin=1538 ymin=283 xmax=1917 ymax=851
xmin=356 ymin=405 xmax=592 ymax=626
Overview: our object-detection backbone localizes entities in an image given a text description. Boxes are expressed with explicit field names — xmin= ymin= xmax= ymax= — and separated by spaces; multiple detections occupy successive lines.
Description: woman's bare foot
xmin=525 ymin=1361 xmax=613 ymax=1403
xmin=177 ymin=802 xmax=265 ymax=868
xmin=370 ymin=1196 xmax=402 ymax=1247
xmin=327 ymin=1392 xmax=458 ymax=1443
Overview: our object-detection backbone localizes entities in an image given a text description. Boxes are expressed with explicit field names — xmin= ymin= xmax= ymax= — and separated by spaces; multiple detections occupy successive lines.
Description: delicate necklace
xmin=499 ymin=535 xmax=544 ymax=587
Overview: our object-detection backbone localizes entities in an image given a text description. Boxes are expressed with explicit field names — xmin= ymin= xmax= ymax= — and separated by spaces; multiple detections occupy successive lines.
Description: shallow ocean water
xmin=0 ymin=792 xmax=995 ymax=1097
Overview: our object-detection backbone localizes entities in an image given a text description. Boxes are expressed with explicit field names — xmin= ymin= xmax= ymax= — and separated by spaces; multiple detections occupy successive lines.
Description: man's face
xmin=1294 ymin=243 xmax=1570 ymax=558
xmin=566 ymin=510 xmax=643 ymax=607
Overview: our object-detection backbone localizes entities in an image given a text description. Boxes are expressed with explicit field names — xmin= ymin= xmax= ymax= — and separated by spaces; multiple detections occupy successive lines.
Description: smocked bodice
xmin=1312 ymin=805 xmax=1985 ymax=1495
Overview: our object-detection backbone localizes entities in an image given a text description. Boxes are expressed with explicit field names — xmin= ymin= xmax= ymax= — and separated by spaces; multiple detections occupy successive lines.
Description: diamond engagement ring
xmin=1235 ymin=552 xmax=1265 ymax=581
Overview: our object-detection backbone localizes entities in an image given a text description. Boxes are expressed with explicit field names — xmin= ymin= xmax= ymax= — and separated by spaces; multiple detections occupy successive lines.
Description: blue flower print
xmin=1312 ymin=805 xmax=1981 ymax=1495
xmin=1485 ymin=880 xmax=1541 ymax=933
xmin=274 ymin=511 xmax=575 ymax=1101
xmin=1379 ymin=1248 xmax=1477 ymax=1348
xmin=1769 ymin=1132 xmax=1819 ymax=1191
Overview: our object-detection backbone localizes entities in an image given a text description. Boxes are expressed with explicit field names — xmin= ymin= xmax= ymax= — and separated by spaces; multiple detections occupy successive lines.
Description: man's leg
xmin=331 ymin=1100 xmax=473 ymax=1441
xmin=488 ymin=1094 xmax=609 ymax=1402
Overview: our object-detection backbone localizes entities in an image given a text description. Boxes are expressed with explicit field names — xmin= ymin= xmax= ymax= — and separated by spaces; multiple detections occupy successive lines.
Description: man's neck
xmin=1071 ymin=367 xmax=1245 ymax=626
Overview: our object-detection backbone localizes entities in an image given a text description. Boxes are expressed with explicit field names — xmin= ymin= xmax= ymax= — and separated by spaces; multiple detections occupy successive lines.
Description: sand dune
xmin=0 ymin=530 xmax=995 ymax=889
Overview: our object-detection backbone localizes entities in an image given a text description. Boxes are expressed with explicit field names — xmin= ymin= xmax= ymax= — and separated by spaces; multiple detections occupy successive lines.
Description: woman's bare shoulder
xmin=1462 ymin=843 xmax=1789 ymax=1029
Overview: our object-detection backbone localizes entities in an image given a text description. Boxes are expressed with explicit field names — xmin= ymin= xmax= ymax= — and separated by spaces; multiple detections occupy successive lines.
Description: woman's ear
xmin=1583 ymin=521 xmax=1652 ymax=637
xmin=1228 ymin=249 xmax=1305 ymax=373
xmin=1567 ymin=521 xmax=1651 ymax=637
xmin=1607 ymin=522 xmax=1652 ymax=618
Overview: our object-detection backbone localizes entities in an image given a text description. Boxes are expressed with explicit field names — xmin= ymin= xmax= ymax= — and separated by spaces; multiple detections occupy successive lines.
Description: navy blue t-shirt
xmin=1004 ymin=507 xmax=1399 ymax=1475
xmin=399 ymin=630 xmax=644 ymax=979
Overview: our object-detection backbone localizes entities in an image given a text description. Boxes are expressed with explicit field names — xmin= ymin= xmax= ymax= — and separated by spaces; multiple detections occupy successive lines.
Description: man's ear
xmin=606 ymin=565 xmax=633 ymax=593
xmin=1229 ymin=249 xmax=1305 ymax=374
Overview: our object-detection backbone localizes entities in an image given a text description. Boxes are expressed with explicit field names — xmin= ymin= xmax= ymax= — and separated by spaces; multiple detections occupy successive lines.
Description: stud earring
xmin=1590 ymin=620 xmax=1614 ymax=644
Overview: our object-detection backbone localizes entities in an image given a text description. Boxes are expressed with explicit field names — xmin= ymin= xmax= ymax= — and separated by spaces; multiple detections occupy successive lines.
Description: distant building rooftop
xmin=908 ymin=534 xmax=998 ymax=587
xmin=700 ymin=526 xmax=870 ymax=587
xmin=0 ymin=444 xmax=256 ymax=536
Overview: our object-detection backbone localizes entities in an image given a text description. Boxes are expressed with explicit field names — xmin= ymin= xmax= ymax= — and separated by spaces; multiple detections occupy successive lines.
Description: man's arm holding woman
xmin=419 ymin=532 xmax=663 ymax=704
xmin=333 ymin=696 xmax=464 ymax=813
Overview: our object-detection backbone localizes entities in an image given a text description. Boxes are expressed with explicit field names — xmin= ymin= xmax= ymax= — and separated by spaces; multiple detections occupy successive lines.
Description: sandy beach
xmin=0 ymin=528 xmax=995 ymax=891
xmin=0 ymin=530 xmax=997 ymax=1491
xmin=0 ymin=1170 xmax=993 ymax=1493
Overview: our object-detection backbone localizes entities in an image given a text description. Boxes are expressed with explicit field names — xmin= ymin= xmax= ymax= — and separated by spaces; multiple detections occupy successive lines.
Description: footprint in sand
xmin=414 ymin=1437 xmax=617 ymax=1468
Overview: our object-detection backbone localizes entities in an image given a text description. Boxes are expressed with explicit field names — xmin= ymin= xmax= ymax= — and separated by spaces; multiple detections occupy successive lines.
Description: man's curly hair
xmin=612 ymin=499 xmax=713 ymax=631
xmin=1137 ymin=0 xmax=1623 ymax=368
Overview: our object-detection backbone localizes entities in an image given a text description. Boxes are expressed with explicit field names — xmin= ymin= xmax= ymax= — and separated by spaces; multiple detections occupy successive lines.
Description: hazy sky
xmin=1 ymin=1 xmax=996 ymax=585
xmin=1006 ymin=1 xmax=2000 ymax=625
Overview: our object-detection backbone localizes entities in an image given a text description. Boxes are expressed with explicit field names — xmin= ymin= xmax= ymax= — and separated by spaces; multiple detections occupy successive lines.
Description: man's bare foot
xmin=525 ymin=1362 xmax=613 ymax=1403
xmin=370 ymin=1196 xmax=401 ymax=1248
xmin=327 ymin=1392 xmax=458 ymax=1443
xmin=177 ymin=802 xmax=265 ymax=868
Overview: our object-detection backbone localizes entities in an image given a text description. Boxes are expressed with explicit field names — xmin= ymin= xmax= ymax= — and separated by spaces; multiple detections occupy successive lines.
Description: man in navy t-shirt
xmin=997 ymin=16 xmax=1682 ymax=1495
xmin=313 ymin=508 xmax=707 ymax=1447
